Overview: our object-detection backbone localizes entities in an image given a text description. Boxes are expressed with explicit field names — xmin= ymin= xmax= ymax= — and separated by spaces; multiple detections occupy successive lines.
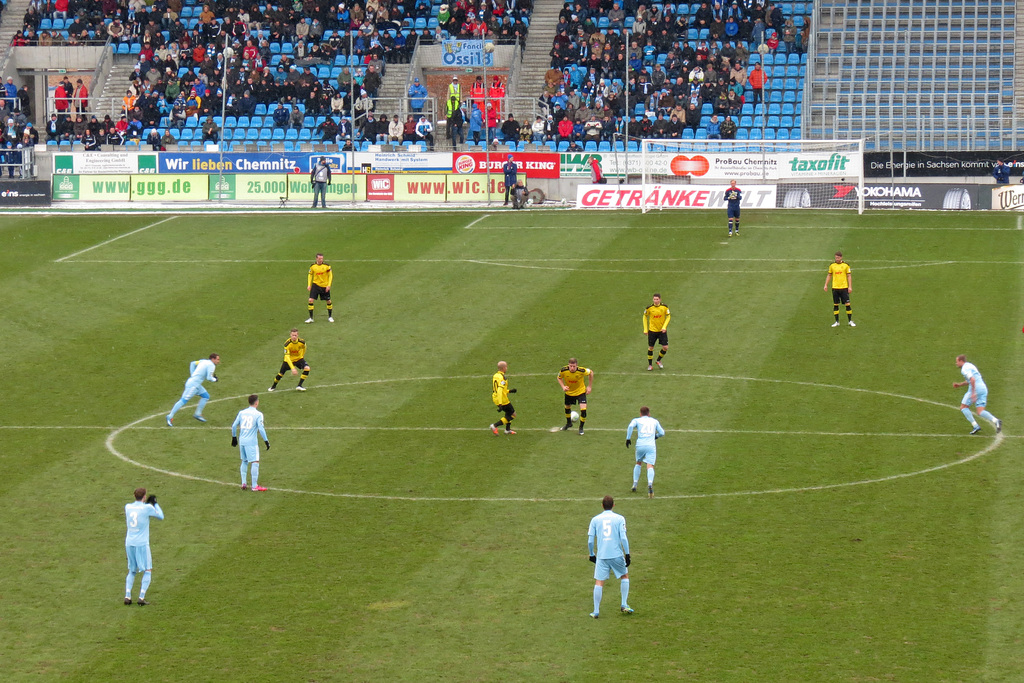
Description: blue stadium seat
xmin=598 ymin=141 xmax=611 ymax=151
xmin=237 ymin=116 xmax=250 ymax=128
xmin=284 ymin=141 xmax=296 ymax=151
xmin=259 ymin=128 xmax=272 ymax=141
xmin=272 ymin=129 xmax=285 ymax=141
xmin=764 ymin=128 xmax=776 ymax=140
xmin=776 ymin=128 xmax=789 ymax=140
xmin=736 ymin=128 xmax=749 ymax=140
xmin=558 ymin=140 xmax=569 ymax=151
xmin=298 ymin=129 xmax=312 ymax=141
xmin=285 ymin=129 xmax=298 ymax=141
xmin=245 ymin=128 xmax=259 ymax=141
xmin=584 ymin=140 xmax=597 ymax=151
xmin=255 ymin=104 xmax=267 ymax=115
xmin=613 ymin=140 xmax=624 ymax=152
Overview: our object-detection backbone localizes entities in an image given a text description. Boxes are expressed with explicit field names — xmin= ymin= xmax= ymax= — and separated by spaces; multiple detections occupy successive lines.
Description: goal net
xmin=638 ymin=139 xmax=865 ymax=213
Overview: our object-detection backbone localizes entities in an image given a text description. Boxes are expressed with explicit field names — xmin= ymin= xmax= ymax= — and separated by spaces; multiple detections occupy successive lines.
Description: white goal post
xmin=638 ymin=139 xmax=866 ymax=214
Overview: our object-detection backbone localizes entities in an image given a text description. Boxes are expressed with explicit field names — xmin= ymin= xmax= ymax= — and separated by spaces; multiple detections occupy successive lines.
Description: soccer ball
xmin=570 ymin=410 xmax=580 ymax=424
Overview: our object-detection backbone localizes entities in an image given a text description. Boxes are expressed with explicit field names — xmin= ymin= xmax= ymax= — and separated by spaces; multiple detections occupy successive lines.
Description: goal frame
xmin=638 ymin=138 xmax=866 ymax=214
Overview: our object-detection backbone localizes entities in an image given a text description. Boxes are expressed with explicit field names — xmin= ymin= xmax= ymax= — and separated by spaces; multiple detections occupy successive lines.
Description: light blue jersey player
xmin=231 ymin=394 xmax=270 ymax=491
xmin=626 ymin=406 xmax=665 ymax=498
xmin=167 ymin=353 xmax=220 ymax=425
xmin=587 ymin=496 xmax=633 ymax=618
xmin=124 ymin=487 xmax=164 ymax=605
xmin=954 ymin=355 xmax=1002 ymax=435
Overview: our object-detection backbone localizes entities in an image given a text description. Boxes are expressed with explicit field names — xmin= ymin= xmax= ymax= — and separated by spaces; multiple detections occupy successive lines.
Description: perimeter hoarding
xmin=0 ymin=180 xmax=52 ymax=206
xmin=452 ymin=152 xmax=560 ymax=178
xmin=284 ymin=174 xmax=367 ymax=203
xmin=53 ymin=152 xmax=157 ymax=175
xmin=992 ymin=185 xmax=1024 ymax=211
xmin=209 ymin=174 xmax=291 ymax=201
xmin=576 ymin=184 xmax=778 ymax=209
xmin=52 ymin=174 xmax=131 ymax=200
xmin=779 ymin=182 xmax=991 ymax=210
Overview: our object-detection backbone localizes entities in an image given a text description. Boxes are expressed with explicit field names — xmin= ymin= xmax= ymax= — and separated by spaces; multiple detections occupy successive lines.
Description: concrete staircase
xmin=96 ymin=58 xmax=138 ymax=118
xmin=0 ymin=0 xmax=33 ymax=54
xmin=375 ymin=61 xmax=413 ymax=116
xmin=516 ymin=0 xmax=562 ymax=101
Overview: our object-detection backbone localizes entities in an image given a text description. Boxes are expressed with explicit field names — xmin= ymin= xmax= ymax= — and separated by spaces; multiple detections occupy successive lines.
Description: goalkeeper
xmin=231 ymin=394 xmax=270 ymax=491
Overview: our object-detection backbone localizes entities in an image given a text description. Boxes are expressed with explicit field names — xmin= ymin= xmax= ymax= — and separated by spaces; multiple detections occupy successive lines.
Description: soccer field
xmin=3 ymin=208 xmax=1024 ymax=681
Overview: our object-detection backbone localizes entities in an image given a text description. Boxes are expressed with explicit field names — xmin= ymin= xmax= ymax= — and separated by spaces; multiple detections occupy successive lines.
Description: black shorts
xmin=831 ymin=288 xmax=850 ymax=305
xmin=497 ymin=402 xmax=515 ymax=417
xmin=310 ymin=284 xmax=331 ymax=301
xmin=647 ymin=330 xmax=668 ymax=347
xmin=564 ymin=393 xmax=587 ymax=406
xmin=279 ymin=358 xmax=308 ymax=374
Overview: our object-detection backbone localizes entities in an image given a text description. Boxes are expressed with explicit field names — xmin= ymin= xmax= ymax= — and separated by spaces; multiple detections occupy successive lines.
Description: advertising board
xmin=209 ymin=174 xmax=291 ymax=201
xmin=284 ymin=174 xmax=366 ymax=203
xmin=779 ymin=182 xmax=989 ymax=210
xmin=992 ymin=185 xmax=1024 ymax=211
xmin=159 ymin=152 xmax=337 ymax=174
xmin=53 ymin=152 xmax=157 ymax=175
xmin=131 ymin=175 xmax=207 ymax=201
xmin=452 ymin=152 xmax=560 ymax=178
xmin=865 ymin=151 xmax=1024 ymax=178
xmin=52 ymin=174 xmax=131 ymax=200
xmin=0 ymin=180 xmax=52 ymax=206
xmin=446 ymin=173 xmax=519 ymax=201
xmin=576 ymin=183 xmax=778 ymax=209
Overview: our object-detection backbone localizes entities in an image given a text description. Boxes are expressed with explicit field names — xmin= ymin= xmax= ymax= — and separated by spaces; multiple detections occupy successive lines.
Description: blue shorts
xmin=126 ymin=544 xmax=152 ymax=573
xmin=180 ymin=382 xmax=210 ymax=402
xmin=962 ymin=387 xmax=988 ymax=407
xmin=595 ymin=556 xmax=628 ymax=581
xmin=240 ymin=443 xmax=260 ymax=462
xmin=635 ymin=445 xmax=656 ymax=466
xmin=727 ymin=204 xmax=741 ymax=218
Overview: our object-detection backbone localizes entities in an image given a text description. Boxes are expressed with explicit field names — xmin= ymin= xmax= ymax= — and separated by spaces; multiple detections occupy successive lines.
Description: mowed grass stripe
xmin=982 ymin=229 xmax=1024 ymax=680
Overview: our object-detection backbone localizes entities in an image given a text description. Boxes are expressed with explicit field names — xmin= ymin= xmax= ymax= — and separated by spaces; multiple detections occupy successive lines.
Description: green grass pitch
xmin=2 ymin=208 xmax=1024 ymax=681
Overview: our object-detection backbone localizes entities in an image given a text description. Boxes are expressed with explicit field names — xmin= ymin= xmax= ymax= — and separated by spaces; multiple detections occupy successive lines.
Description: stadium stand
xmin=527 ymin=0 xmax=810 ymax=144
xmin=9 ymin=0 xmax=532 ymax=150
xmin=808 ymin=0 xmax=1018 ymax=150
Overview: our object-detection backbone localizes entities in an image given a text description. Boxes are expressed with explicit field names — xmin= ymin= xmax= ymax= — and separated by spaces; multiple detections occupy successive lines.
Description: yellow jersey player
xmin=642 ymin=293 xmax=671 ymax=370
xmin=306 ymin=252 xmax=334 ymax=323
xmin=558 ymin=358 xmax=594 ymax=435
xmin=823 ymin=251 xmax=855 ymax=328
xmin=268 ymin=328 xmax=311 ymax=391
xmin=490 ymin=360 xmax=517 ymax=435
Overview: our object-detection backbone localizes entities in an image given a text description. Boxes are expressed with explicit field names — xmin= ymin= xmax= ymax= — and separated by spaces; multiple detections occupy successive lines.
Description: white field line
xmin=96 ymin=372 xmax=1008 ymax=502
xmin=53 ymin=216 xmax=179 ymax=262
xmin=465 ymin=223 xmax=1022 ymax=231
xmin=463 ymin=213 xmax=493 ymax=229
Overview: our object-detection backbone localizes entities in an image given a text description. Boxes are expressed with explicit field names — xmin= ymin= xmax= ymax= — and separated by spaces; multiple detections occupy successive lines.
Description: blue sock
xmin=125 ymin=572 xmax=135 ymax=598
xmin=251 ymin=461 xmax=259 ymax=488
xmin=647 ymin=467 xmax=655 ymax=485
xmin=961 ymin=407 xmax=979 ymax=427
xmin=633 ymin=464 xmax=641 ymax=486
xmin=196 ymin=397 xmax=208 ymax=416
xmin=139 ymin=570 xmax=152 ymax=599
xmin=980 ymin=410 xmax=998 ymax=425
xmin=593 ymin=585 xmax=603 ymax=614
xmin=621 ymin=578 xmax=630 ymax=607
xmin=168 ymin=399 xmax=186 ymax=418
xmin=240 ymin=461 xmax=248 ymax=486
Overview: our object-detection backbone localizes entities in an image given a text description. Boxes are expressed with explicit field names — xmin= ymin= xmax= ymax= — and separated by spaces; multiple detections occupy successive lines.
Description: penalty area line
xmin=54 ymin=216 xmax=179 ymax=262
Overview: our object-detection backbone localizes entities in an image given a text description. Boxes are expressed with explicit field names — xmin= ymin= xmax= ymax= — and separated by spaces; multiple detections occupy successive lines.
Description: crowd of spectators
xmin=11 ymin=0 xmax=533 ymax=150
xmin=534 ymin=0 xmax=809 ymax=144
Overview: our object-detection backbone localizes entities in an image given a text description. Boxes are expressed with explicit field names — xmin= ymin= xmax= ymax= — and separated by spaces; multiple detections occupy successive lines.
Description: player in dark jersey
xmin=725 ymin=180 xmax=742 ymax=236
